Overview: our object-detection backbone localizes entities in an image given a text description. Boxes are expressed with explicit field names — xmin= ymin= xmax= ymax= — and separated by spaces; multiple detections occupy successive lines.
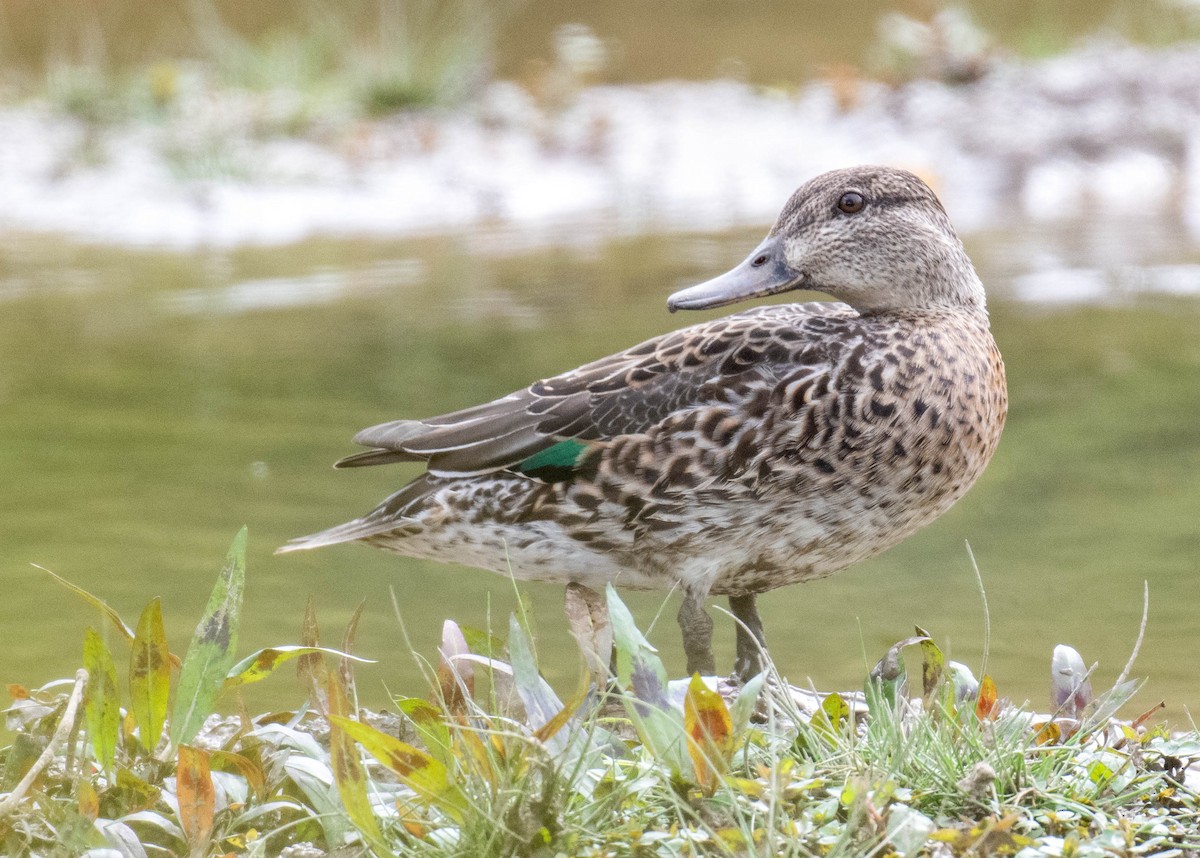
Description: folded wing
xmin=338 ymin=302 xmax=853 ymax=479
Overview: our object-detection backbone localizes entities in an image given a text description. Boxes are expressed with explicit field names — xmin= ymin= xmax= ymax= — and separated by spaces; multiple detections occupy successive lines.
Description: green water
xmin=2 ymin=220 xmax=1198 ymax=724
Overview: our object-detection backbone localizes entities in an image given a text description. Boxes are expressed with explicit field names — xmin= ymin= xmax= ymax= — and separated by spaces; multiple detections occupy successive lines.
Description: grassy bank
xmin=2 ymin=531 xmax=1198 ymax=856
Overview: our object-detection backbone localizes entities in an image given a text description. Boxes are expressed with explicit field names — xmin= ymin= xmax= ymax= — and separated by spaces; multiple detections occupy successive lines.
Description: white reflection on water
xmin=1011 ymin=264 xmax=1200 ymax=304
xmin=164 ymin=259 xmax=424 ymax=315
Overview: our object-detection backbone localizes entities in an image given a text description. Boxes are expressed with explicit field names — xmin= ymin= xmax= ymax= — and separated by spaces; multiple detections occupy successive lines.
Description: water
xmin=2 ymin=220 xmax=1198 ymax=724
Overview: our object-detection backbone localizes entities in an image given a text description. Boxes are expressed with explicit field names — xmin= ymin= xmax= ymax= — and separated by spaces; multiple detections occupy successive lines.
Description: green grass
xmin=2 ymin=532 xmax=1198 ymax=856
xmin=26 ymin=0 xmax=511 ymax=147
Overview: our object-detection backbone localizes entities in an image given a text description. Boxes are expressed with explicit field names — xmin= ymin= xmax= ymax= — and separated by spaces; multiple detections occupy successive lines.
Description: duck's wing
xmin=339 ymin=302 xmax=855 ymax=478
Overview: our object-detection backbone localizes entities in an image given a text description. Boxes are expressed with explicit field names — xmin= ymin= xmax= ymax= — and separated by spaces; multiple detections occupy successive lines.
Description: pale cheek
xmin=782 ymin=236 xmax=812 ymax=268
xmin=823 ymin=257 xmax=880 ymax=294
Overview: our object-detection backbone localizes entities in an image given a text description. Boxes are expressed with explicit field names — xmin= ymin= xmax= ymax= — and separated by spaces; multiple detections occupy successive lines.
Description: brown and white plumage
xmin=281 ymin=166 xmax=1008 ymax=680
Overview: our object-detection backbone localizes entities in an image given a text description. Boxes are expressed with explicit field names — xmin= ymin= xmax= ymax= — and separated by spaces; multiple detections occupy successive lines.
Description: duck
xmin=280 ymin=165 xmax=1007 ymax=682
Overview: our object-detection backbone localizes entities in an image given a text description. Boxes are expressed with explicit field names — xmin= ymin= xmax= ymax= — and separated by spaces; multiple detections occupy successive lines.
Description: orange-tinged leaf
xmin=532 ymin=676 xmax=590 ymax=745
xmin=130 ymin=599 xmax=170 ymax=753
xmin=976 ymin=674 xmax=998 ymax=721
xmin=339 ymin=600 xmax=366 ymax=698
xmin=300 ymin=594 xmax=321 ymax=649
xmin=326 ymin=674 xmax=384 ymax=851
xmin=683 ymin=674 xmax=734 ymax=791
xmin=210 ymin=750 xmax=267 ymax=801
xmin=83 ymin=628 xmax=120 ymax=773
xmin=454 ymin=726 xmax=498 ymax=786
xmin=1131 ymin=701 xmax=1166 ymax=731
xmin=177 ymin=744 xmax=215 ymax=854
xmin=297 ymin=597 xmax=326 ymax=711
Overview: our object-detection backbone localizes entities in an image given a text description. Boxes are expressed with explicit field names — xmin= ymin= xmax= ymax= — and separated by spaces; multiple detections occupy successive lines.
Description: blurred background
xmin=1 ymin=1 xmax=1198 ymax=724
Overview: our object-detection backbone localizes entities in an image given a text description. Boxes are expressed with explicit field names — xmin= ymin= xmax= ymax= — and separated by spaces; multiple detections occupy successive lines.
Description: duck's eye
xmin=837 ymin=191 xmax=865 ymax=214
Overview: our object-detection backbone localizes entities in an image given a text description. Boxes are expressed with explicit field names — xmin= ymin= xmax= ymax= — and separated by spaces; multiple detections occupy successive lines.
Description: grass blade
xmin=36 ymin=563 xmax=135 ymax=644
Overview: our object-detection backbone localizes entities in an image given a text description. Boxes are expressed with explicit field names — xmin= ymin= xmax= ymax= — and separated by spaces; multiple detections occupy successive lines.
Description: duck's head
xmin=668 ymin=165 xmax=985 ymax=315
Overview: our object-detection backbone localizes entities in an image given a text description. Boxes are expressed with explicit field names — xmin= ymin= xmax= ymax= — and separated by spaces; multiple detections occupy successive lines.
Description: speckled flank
xmin=282 ymin=165 xmax=1007 ymax=673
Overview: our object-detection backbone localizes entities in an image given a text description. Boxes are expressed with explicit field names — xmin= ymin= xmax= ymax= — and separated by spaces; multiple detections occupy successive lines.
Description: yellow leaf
xmin=222 ymin=646 xmax=374 ymax=692
xmin=326 ymin=675 xmax=385 ymax=851
xmin=77 ymin=779 xmax=99 ymax=821
xmin=83 ymin=628 xmax=120 ymax=773
xmin=130 ymin=599 xmax=170 ymax=753
xmin=683 ymin=673 xmax=734 ymax=791
xmin=330 ymin=714 xmax=465 ymax=822
xmin=728 ymin=777 xmax=765 ymax=797
xmin=812 ymin=691 xmax=850 ymax=739
xmin=397 ymin=697 xmax=453 ymax=766
xmin=1033 ymin=720 xmax=1062 ymax=745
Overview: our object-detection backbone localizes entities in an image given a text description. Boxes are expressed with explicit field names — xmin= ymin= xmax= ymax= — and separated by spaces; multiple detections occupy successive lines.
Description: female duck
xmin=282 ymin=165 xmax=1008 ymax=681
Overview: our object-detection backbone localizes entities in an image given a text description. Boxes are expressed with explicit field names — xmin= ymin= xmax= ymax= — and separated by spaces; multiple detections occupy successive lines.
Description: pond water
xmin=2 ymin=215 xmax=1198 ymax=724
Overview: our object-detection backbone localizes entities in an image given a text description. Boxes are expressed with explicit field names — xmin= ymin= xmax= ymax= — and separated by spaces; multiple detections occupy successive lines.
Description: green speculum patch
xmin=516 ymin=438 xmax=594 ymax=482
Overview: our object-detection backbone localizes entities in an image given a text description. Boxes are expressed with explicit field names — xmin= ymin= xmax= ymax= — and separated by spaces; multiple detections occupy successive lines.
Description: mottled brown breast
xmin=706 ymin=306 xmax=1006 ymax=593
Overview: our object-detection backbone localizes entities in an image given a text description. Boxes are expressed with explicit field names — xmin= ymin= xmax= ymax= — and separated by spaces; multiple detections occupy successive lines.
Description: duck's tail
xmin=274 ymin=516 xmax=397 ymax=553
xmin=275 ymin=475 xmax=435 ymax=554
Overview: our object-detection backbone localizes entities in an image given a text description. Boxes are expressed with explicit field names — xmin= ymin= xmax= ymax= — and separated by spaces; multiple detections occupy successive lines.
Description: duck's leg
xmin=678 ymin=590 xmax=715 ymax=676
xmin=729 ymin=593 xmax=768 ymax=682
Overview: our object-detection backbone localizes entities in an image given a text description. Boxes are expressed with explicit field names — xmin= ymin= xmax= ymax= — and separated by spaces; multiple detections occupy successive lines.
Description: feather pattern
xmin=280 ymin=165 xmax=1009 ymax=677
xmin=337 ymin=303 xmax=845 ymax=478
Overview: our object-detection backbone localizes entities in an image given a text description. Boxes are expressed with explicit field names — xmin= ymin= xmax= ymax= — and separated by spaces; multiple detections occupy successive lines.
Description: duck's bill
xmin=667 ymin=235 xmax=805 ymax=312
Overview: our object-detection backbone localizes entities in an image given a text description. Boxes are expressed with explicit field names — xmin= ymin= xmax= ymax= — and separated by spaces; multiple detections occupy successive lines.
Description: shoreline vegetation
xmin=2 ymin=532 xmax=1200 ymax=854
xmin=5 ymin=5 xmax=1200 ymax=854
xmin=0 ymin=4 xmax=1199 ymax=248
xmin=3 ymin=531 xmax=1199 ymax=856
